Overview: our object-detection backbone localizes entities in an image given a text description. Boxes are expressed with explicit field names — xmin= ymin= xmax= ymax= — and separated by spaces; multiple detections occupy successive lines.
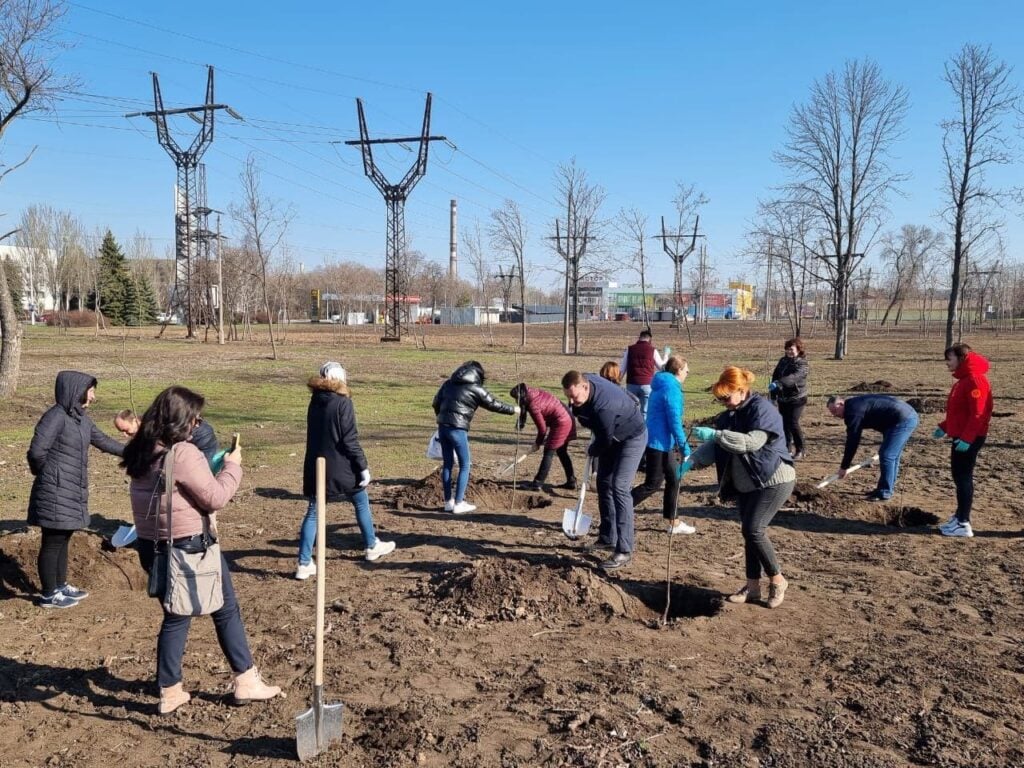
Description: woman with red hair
xmin=684 ymin=366 xmax=795 ymax=608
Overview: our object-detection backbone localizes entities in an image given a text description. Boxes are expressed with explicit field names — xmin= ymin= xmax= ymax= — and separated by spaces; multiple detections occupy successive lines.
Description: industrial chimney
xmin=449 ymin=199 xmax=457 ymax=278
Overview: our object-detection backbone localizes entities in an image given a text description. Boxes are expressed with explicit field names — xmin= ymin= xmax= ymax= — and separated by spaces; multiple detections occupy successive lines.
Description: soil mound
xmin=789 ymin=482 xmax=859 ymax=518
xmin=850 ymin=380 xmax=894 ymax=392
xmin=0 ymin=528 xmax=146 ymax=596
xmin=419 ymin=558 xmax=650 ymax=625
xmin=391 ymin=470 xmax=552 ymax=511
xmin=907 ymin=396 xmax=944 ymax=414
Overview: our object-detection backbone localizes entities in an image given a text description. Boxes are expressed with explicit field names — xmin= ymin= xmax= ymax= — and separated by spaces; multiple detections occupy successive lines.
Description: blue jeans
xmin=876 ymin=412 xmax=919 ymax=498
xmin=595 ymin=427 xmax=647 ymax=555
xmin=626 ymin=383 xmax=652 ymax=418
xmin=298 ymin=489 xmax=376 ymax=565
xmin=438 ymin=426 xmax=471 ymax=503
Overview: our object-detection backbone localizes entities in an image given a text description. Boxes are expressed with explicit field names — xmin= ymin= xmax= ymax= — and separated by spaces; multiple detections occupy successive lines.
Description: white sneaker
xmin=294 ymin=562 xmax=316 ymax=580
xmin=939 ymin=514 xmax=958 ymax=531
xmin=452 ymin=500 xmax=476 ymax=515
xmin=365 ymin=539 xmax=396 ymax=561
xmin=668 ymin=519 xmax=697 ymax=535
xmin=443 ymin=499 xmax=455 ymax=512
xmin=941 ymin=521 xmax=974 ymax=538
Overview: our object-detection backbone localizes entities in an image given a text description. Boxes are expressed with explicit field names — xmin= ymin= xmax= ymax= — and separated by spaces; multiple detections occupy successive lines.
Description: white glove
xmin=359 ymin=468 xmax=371 ymax=487
xmin=513 ymin=405 xmax=522 ymax=415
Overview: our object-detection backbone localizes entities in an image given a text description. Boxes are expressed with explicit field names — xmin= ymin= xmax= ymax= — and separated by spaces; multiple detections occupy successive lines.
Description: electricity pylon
xmin=345 ymin=93 xmax=446 ymax=342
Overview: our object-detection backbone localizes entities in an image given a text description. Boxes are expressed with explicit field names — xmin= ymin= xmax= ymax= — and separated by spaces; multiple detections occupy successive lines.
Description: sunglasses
xmin=714 ymin=393 xmax=732 ymax=404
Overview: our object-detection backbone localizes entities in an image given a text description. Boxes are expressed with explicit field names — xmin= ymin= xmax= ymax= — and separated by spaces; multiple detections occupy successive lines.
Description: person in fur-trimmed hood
xmin=295 ymin=362 xmax=394 ymax=579
xmin=934 ymin=343 xmax=993 ymax=538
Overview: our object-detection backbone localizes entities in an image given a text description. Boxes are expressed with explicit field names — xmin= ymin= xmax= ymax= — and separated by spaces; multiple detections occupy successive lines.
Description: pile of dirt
xmin=907 ymin=396 xmax=944 ymax=414
xmin=789 ymin=482 xmax=860 ymax=518
xmin=417 ymin=558 xmax=630 ymax=625
xmin=0 ymin=528 xmax=147 ymax=596
xmin=849 ymin=380 xmax=894 ymax=392
xmin=391 ymin=470 xmax=552 ymax=511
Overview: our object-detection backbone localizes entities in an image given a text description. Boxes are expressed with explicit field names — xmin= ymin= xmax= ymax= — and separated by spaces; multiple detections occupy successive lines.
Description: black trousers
xmin=38 ymin=527 xmax=75 ymax=595
xmin=736 ymin=480 xmax=794 ymax=580
xmin=631 ymin=447 xmax=682 ymax=520
xmin=951 ymin=436 xmax=985 ymax=523
xmin=779 ymin=399 xmax=806 ymax=453
xmin=535 ymin=446 xmax=575 ymax=485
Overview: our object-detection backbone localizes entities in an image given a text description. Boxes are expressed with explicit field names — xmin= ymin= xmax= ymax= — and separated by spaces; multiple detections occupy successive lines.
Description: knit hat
xmin=319 ymin=361 xmax=347 ymax=382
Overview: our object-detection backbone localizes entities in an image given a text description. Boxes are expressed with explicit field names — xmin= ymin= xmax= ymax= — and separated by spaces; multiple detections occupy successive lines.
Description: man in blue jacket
xmin=563 ymin=370 xmax=647 ymax=570
xmin=827 ymin=394 xmax=919 ymax=501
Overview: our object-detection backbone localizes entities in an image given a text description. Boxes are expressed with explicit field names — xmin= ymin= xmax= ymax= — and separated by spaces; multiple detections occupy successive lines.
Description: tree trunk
xmin=0 ymin=264 xmax=24 ymax=398
xmin=833 ymin=271 xmax=849 ymax=360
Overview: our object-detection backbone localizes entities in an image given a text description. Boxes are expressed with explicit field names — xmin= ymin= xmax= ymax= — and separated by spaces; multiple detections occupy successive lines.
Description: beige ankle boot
xmin=233 ymin=666 xmax=281 ymax=705
xmin=766 ymin=577 xmax=788 ymax=609
xmin=159 ymin=682 xmax=191 ymax=715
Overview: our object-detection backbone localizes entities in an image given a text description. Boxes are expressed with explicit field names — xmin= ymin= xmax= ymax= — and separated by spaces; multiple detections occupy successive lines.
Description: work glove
xmin=768 ymin=381 xmax=780 ymax=393
xmin=513 ymin=405 xmax=522 ymax=416
xmin=933 ymin=427 xmax=946 ymax=439
xmin=359 ymin=468 xmax=371 ymax=487
xmin=692 ymin=426 xmax=718 ymax=442
xmin=676 ymin=459 xmax=693 ymax=480
xmin=953 ymin=439 xmax=971 ymax=453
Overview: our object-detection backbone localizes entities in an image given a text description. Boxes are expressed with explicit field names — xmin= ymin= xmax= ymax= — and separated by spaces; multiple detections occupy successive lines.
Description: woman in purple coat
xmin=510 ymin=383 xmax=577 ymax=491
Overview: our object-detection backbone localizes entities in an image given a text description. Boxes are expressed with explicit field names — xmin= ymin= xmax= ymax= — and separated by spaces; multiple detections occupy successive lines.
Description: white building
xmin=0 ymin=245 xmax=58 ymax=312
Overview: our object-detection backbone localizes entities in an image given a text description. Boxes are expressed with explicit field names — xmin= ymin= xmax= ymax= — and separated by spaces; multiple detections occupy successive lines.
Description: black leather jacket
xmin=433 ymin=362 xmax=515 ymax=430
xmin=771 ymin=355 xmax=809 ymax=404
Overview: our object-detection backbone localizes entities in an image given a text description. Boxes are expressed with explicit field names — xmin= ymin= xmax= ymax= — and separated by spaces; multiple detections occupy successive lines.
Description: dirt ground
xmin=2 ymin=322 xmax=1023 ymax=767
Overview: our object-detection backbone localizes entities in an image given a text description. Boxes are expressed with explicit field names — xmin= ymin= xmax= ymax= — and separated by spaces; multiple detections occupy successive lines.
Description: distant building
xmin=0 ymin=245 xmax=58 ymax=313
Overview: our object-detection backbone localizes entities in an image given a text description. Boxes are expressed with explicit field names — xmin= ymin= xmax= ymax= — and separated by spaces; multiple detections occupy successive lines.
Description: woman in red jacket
xmin=934 ymin=343 xmax=993 ymax=538
xmin=510 ymin=383 xmax=577 ymax=491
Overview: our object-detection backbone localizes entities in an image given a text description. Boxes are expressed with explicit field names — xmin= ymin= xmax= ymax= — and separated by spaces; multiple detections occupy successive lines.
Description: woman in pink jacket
xmin=122 ymin=386 xmax=280 ymax=715
xmin=510 ymin=383 xmax=577 ymax=491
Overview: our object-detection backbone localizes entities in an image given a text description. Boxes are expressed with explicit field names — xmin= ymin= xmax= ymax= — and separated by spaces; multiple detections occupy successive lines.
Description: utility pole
xmin=493 ymin=265 xmax=517 ymax=323
xmin=216 ymin=214 xmax=224 ymax=345
xmin=764 ymin=238 xmax=773 ymax=324
xmin=346 ymin=93 xmax=446 ymax=342
xmin=126 ymin=66 xmax=240 ymax=338
xmin=449 ymin=199 xmax=458 ymax=279
xmin=654 ymin=215 xmax=703 ymax=336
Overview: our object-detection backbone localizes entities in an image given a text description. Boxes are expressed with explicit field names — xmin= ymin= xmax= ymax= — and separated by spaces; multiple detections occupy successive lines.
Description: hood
xmin=954 ymin=352 xmax=990 ymax=380
xmin=55 ymin=370 xmax=97 ymax=414
xmin=451 ymin=362 xmax=483 ymax=386
xmin=651 ymin=370 xmax=679 ymax=393
xmin=307 ymin=376 xmax=350 ymax=397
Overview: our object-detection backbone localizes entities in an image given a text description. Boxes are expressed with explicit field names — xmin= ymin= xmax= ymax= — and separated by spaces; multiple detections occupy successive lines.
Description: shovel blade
xmin=561 ymin=509 xmax=593 ymax=539
xmin=296 ymin=701 xmax=344 ymax=762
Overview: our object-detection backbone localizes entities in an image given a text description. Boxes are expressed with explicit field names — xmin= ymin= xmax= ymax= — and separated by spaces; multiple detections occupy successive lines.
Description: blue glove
xmin=768 ymin=381 xmax=780 ymax=393
xmin=676 ymin=459 xmax=693 ymax=480
xmin=932 ymin=428 xmax=946 ymax=439
xmin=954 ymin=439 xmax=971 ymax=452
xmin=692 ymin=426 xmax=717 ymax=442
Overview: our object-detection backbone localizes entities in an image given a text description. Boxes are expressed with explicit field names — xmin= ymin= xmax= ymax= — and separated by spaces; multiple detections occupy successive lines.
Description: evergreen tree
xmin=88 ymin=231 xmax=131 ymax=324
xmin=125 ymin=272 xmax=159 ymax=326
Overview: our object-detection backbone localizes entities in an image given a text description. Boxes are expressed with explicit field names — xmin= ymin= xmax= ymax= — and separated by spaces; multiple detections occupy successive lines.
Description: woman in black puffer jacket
xmin=27 ymin=371 xmax=124 ymax=609
xmin=769 ymin=337 xmax=809 ymax=460
xmin=432 ymin=361 xmax=520 ymax=514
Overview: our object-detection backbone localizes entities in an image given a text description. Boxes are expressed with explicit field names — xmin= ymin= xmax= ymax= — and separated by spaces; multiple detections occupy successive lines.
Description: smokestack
xmin=449 ymin=199 xmax=457 ymax=278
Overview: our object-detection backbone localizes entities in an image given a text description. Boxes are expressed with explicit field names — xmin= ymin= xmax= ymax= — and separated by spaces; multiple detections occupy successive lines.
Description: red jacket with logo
xmin=938 ymin=352 xmax=993 ymax=444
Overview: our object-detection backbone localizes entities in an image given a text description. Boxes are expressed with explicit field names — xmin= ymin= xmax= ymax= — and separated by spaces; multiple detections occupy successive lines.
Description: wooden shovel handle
xmin=315 ymin=458 xmax=327 ymax=688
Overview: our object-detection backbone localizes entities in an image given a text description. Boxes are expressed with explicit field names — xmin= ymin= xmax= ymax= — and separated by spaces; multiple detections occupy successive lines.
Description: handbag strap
xmin=162 ymin=443 xmax=176 ymax=544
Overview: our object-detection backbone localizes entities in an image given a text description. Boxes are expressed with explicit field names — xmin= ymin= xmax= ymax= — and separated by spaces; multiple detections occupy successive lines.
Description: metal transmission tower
xmin=346 ymin=93 xmax=446 ymax=342
xmin=126 ymin=66 xmax=240 ymax=337
xmin=494 ymin=265 xmax=518 ymax=321
xmin=655 ymin=215 xmax=703 ymax=333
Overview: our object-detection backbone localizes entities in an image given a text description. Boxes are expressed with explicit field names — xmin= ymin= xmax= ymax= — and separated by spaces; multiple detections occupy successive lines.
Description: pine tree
xmin=125 ymin=272 xmax=159 ymax=326
xmin=89 ymin=231 xmax=131 ymax=324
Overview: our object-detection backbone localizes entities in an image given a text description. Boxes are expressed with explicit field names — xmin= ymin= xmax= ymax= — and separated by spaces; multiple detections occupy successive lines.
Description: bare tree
xmin=230 ymin=154 xmax=292 ymax=360
xmin=489 ymin=199 xmax=528 ymax=346
xmin=752 ymin=199 xmax=818 ymax=336
xmin=878 ymin=225 xmax=943 ymax=326
xmin=940 ymin=44 xmax=1019 ymax=348
xmin=552 ymin=159 xmax=605 ymax=354
xmin=461 ymin=220 xmax=493 ymax=317
xmin=614 ymin=207 xmax=652 ymax=329
xmin=776 ymin=59 xmax=909 ymax=360
xmin=0 ymin=0 xmax=76 ymax=397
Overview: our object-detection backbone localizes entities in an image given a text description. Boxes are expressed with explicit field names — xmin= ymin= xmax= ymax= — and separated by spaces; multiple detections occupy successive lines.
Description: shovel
xmin=562 ymin=456 xmax=594 ymax=539
xmin=815 ymin=453 xmax=880 ymax=489
xmin=296 ymin=457 xmax=344 ymax=762
xmin=111 ymin=524 xmax=137 ymax=548
xmin=498 ymin=453 xmax=530 ymax=476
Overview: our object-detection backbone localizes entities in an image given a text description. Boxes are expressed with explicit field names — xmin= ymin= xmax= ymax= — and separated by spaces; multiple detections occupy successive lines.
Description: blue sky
xmin=2 ymin=0 xmax=1022 ymax=292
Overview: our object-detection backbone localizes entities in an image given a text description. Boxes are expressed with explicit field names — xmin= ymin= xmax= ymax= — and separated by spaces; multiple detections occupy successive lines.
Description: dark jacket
xmin=27 ymin=371 xmax=124 ymax=530
xmin=571 ymin=374 xmax=647 ymax=457
xmin=712 ymin=393 xmax=791 ymax=498
xmin=624 ymin=340 xmax=657 ymax=385
xmin=521 ymin=386 xmax=576 ymax=450
xmin=190 ymin=420 xmax=220 ymax=463
xmin=840 ymin=395 xmax=919 ymax=468
xmin=938 ymin=352 xmax=993 ymax=444
xmin=771 ymin=355 xmax=809 ymax=404
xmin=433 ymin=362 xmax=515 ymax=430
xmin=302 ymin=377 xmax=368 ymax=501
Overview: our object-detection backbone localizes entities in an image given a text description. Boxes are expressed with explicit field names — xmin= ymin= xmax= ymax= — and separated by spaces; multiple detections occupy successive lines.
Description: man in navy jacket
xmin=827 ymin=394 xmax=919 ymax=501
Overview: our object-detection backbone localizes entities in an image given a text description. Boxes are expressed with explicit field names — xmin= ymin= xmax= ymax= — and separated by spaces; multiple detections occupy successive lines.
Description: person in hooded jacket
xmin=510 ymin=383 xmax=577 ymax=491
xmin=433 ymin=361 xmax=520 ymax=514
xmin=769 ymin=337 xmax=810 ymax=459
xmin=631 ymin=354 xmax=696 ymax=535
xmin=27 ymin=371 xmax=125 ymax=609
xmin=296 ymin=362 xmax=395 ymax=579
xmin=934 ymin=343 xmax=993 ymax=538
xmin=684 ymin=367 xmax=796 ymax=608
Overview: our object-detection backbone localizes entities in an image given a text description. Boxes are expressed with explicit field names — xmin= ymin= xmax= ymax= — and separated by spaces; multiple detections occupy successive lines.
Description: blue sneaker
xmin=60 ymin=584 xmax=89 ymax=600
xmin=39 ymin=592 xmax=79 ymax=609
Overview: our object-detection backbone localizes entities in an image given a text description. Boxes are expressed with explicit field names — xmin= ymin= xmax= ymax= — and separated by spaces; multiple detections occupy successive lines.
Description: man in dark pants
xmin=562 ymin=370 xmax=647 ymax=570
xmin=827 ymin=394 xmax=919 ymax=501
